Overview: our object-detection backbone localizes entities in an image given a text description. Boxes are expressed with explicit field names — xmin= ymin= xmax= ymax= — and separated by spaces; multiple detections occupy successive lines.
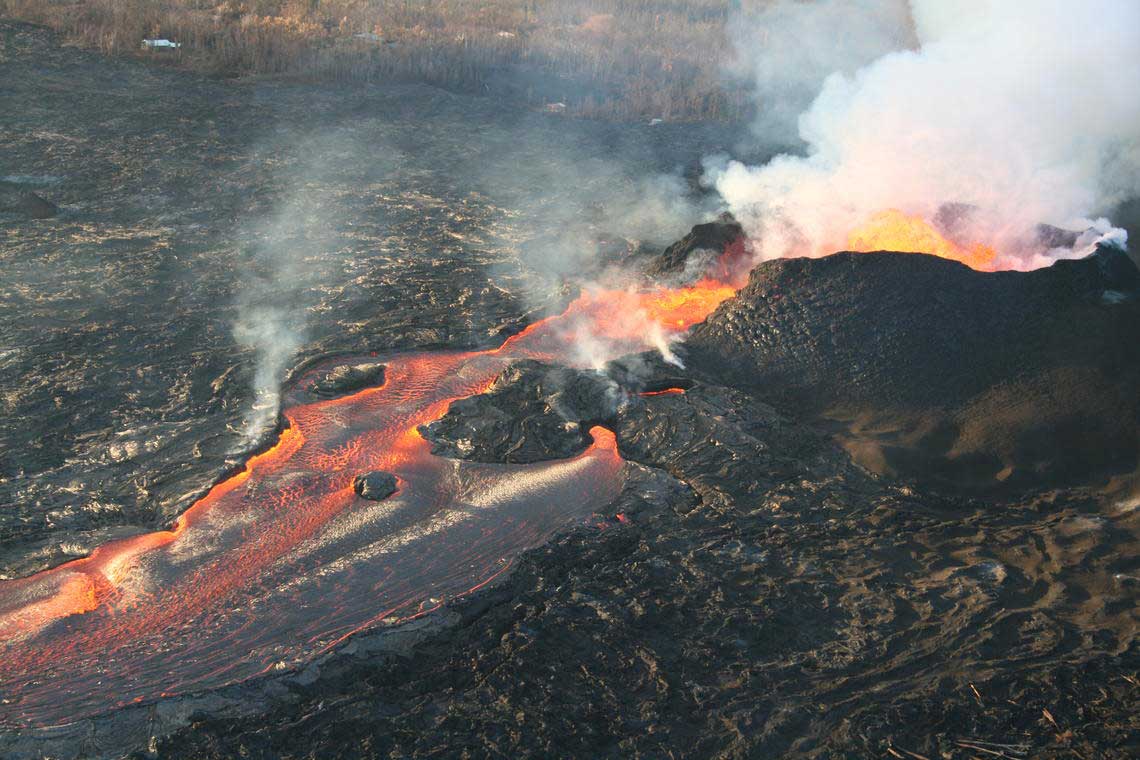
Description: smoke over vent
xmin=715 ymin=0 xmax=1140 ymax=269
xmin=233 ymin=198 xmax=314 ymax=445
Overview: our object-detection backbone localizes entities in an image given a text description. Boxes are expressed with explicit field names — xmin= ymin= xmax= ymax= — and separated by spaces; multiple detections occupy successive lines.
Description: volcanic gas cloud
xmin=3 ymin=0 xmax=1137 ymax=741
xmin=717 ymin=0 xmax=1139 ymax=270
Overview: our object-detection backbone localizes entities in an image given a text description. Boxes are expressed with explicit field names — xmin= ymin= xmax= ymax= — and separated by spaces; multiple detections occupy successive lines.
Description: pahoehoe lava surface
xmin=2 ymin=18 xmax=1138 ymax=760
xmin=153 ymin=249 xmax=1139 ymax=759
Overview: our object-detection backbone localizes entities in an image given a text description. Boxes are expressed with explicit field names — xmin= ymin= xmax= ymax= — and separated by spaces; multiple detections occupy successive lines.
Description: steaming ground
xmin=2 ymin=19 xmax=1138 ymax=760
xmin=0 ymin=21 xmax=736 ymax=580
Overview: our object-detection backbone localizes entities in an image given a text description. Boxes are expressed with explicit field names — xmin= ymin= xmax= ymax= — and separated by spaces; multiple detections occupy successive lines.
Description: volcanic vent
xmin=686 ymin=244 xmax=1140 ymax=489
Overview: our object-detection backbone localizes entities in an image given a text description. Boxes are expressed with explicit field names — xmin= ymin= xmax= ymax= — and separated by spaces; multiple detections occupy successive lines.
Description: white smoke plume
xmin=725 ymin=0 xmax=915 ymax=147
xmin=232 ymin=133 xmax=353 ymax=446
xmin=715 ymin=0 xmax=1140 ymax=269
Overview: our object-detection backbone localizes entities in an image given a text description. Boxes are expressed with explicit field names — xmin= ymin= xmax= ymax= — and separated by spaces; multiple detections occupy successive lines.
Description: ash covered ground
xmin=2 ymin=19 xmax=1138 ymax=760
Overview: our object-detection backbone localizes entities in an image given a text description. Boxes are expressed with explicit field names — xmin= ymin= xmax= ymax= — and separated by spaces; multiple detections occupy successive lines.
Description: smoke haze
xmin=716 ymin=0 xmax=1140 ymax=269
xmin=726 ymin=0 xmax=915 ymax=146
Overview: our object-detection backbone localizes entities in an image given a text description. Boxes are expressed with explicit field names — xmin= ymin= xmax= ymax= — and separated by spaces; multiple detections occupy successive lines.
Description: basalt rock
xmin=685 ymin=245 xmax=1140 ymax=490
xmin=308 ymin=362 xmax=386 ymax=399
xmin=419 ymin=359 xmax=621 ymax=463
xmin=353 ymin=471 xmax=398 ymax=501
xmin=155 ymin=359 xmax=1139 ymax=760
xmin=645 ymin=212 xmax=744 ymax=281
xmin=0 ymin=181 xmax=57 ymax=219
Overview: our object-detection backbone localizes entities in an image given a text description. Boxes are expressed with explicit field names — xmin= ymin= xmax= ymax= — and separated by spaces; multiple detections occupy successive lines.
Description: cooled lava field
xmin=1 ymin=18 xmax=1138 ymax=760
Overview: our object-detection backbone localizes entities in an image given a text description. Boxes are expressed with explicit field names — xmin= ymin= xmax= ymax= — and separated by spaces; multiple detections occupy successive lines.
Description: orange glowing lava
xmin=573 ymin=282 xmax=737 ymax=336
xmin=640 ymin=388 xmax=686 ymax=397
xmin=847 ymin=209 xmax=997 ymax=270
xmin=0 ymin=243 xmax=746 ymax=729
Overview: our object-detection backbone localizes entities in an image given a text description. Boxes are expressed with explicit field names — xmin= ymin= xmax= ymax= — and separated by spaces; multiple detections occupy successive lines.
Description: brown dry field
xmin=0 ymin=0 xmax=759 ymax=120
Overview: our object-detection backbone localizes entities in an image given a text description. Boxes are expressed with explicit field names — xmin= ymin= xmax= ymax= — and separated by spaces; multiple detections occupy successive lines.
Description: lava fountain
xmin=846 ymin=209 xmax=998 ymax=270
xmin=0 ymin=259 xmax=742 ymax=729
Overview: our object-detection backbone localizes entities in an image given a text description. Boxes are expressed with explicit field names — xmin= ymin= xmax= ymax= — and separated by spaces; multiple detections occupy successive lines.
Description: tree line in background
xmin=0 ymin=0 xmax=760 ymax=121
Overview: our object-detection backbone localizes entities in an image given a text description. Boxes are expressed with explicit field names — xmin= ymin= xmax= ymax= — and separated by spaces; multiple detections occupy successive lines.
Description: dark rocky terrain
xmin=0 ymin=20 xmax=738 ymax=580
xmin=1 ymin=19 xmax=1137 ymax=760
xmin=645 ymin=212 xmax=747 ymax=282
xmin=148 ymin=246 xmax=1139 ymax=760
xmin=0 ymin=180 xmax=56 ymax=219
xmin=308 ymin=362 xmax=386 ymax=399
xmin=420 ymin=359 xmax=620 ymax=463
xmin=352 ymin=470 xmax=398 ymax=501
xmin=687 ymin=247 xmax=1140 ymax=491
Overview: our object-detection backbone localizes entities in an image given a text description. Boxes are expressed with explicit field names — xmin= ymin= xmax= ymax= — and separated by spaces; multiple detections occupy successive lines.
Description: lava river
xmin=0 ymin=274 xmax=738 ymax=729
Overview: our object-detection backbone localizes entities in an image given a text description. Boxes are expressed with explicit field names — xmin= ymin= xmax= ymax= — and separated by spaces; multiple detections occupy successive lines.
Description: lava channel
xmin=0 ymin=274 xmax=739 ymax=729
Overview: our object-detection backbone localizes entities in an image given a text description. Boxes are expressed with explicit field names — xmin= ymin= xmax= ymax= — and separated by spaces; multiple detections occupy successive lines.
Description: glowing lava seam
xmin=0 ymin=252 xmax=744 ymax=729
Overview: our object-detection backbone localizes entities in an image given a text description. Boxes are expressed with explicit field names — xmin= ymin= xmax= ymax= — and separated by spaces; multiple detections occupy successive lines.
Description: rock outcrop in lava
xmin=352 ymin=471 xmax=398 ymax=501
xmin=645 ymin=212 xmax=745 ymax=282
xmin=308 ymin=362 xmax=386 ymax=399
xmin=0 ymin=181 xmax=56 ymax=219
xmin=686 ymin=246 xmax=1140 ymax=489
xmin=419 ymin=359 xmax=621 ymax=463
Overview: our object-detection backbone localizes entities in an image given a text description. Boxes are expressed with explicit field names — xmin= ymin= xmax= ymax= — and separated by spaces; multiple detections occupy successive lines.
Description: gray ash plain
xmin=1 ymin=19 xmax=1138 ymax=760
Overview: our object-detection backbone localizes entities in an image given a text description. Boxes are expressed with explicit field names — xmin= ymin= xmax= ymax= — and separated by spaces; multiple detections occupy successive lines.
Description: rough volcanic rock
xmin=0 ymin=180 xmax=57 ymax=218
xmin=1035 ymin=222 xmax=1082 ymax=249
xmin=353 ymin=471 xmax=397 ymax=501
xmin=645 ymin=212 xmax=744 ymax=281
xmin=686 ymin=245 xmax=1140 ymax=489
xmin=420 ymin=359 xmax=621 ymax=463
xmin=154 ymin=374 xmax=1139 ymax=760
xmin=592 ymin=234 xmax=660 ymax=269
xmin=308 ymin=362 xmax=386 ymax=399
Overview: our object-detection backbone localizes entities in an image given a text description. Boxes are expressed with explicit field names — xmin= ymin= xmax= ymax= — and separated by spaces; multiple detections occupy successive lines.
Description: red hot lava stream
xmin=0 ymin=265 xmax=743 ymax=729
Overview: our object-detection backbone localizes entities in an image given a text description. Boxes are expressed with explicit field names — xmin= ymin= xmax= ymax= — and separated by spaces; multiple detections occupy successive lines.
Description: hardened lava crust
xmin=1 ymin=20 xmax=1137 ymax=760
xmin=157 ymin=251 xmax=1139 ymax=759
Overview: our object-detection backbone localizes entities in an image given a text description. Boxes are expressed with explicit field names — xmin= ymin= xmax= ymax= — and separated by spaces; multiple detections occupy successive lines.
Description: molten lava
xmin=570 ymin=282 xmax=737 ymax=337
xmin=640 ymin=388 xmax=687 ymax=397
xmin=847 ymin=209 xmax=997 ymax=270
xmin=0 ymin=255 xmax=743 ymax=729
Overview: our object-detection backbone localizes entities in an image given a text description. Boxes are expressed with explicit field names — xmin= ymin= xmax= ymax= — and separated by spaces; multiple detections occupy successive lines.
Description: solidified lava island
xmin=1 ymin=4 xmax=1139 ymax=759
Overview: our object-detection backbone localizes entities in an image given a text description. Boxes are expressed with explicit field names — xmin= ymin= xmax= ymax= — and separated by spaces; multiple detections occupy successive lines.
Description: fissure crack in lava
xmin=0 ymin=279 xmax=737 ymax=729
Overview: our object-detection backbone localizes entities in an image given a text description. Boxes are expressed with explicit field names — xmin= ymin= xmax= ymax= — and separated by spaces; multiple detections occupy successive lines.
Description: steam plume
xmin=232 ymin=134 xmax=348 ymax=445
xmin=726 ymin=0 xmax=914 ymax=146
xmin=716 ymin=0 xmax=1140 ymax=268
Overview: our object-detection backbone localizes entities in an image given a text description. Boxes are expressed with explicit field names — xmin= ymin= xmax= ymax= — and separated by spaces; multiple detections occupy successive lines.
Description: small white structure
xmin=142 ymin=39 xmax=181 ymax=49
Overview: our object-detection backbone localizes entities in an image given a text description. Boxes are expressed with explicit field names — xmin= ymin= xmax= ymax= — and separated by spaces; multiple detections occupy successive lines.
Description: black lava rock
xmin=352 ymin=471 xmax=397 ymax=501
xmin=309 ymin=362 xmax=385 ymax=399
xmin=645 ymin=212 xmax=744 ymax=281
xmin=0 ymin=181 xmax=57 ymax=218
xmin=419 ymin=359 xmax=621 ymax=463
xmin=685 ymin=245 xmax=1140 ymax=489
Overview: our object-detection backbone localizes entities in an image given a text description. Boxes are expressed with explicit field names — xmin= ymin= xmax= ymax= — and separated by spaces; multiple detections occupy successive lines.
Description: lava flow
xmin=0 ymin=267 xmax=740 ymax=729
xmin=847 ymin=208 xmax=998 ymax=270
